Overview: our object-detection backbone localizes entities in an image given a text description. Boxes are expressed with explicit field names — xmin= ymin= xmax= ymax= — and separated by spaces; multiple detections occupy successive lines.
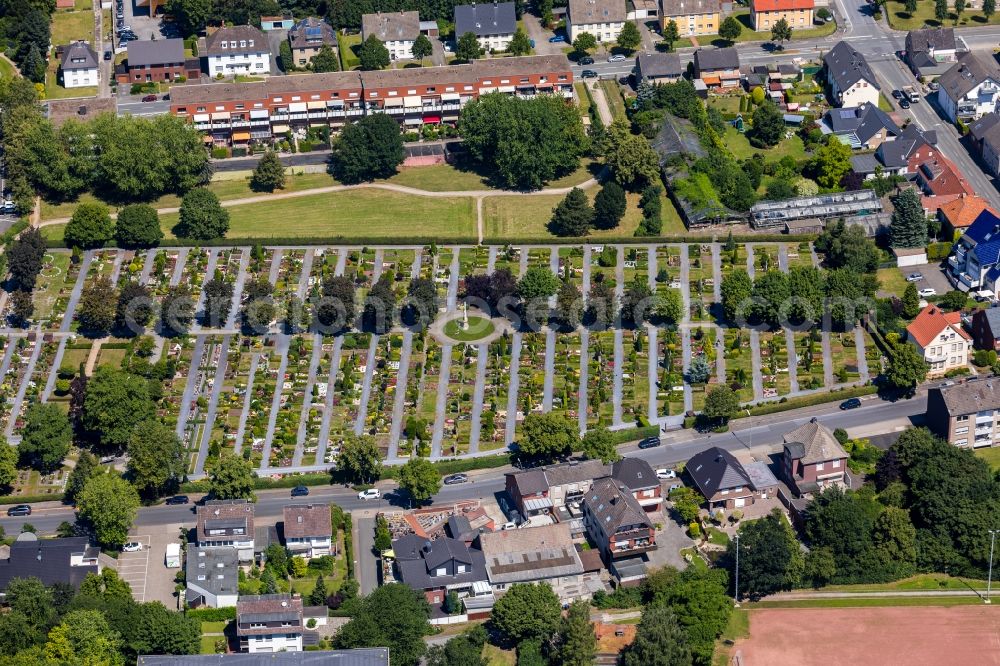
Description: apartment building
xmin=567 ymin=0 xmax=627 ymax=43
xmin=454 ymin=2 xmax=517 ymax=52
xmin=905 ymin=305 xmax=971 ymax=376
xmin=782 ymin=418 xmax=849 ymax=498
xmin=750 ymin=0 xmax=814 ymax=31
xmin=581 ymin=478 xmax=656 ymax=560
xmin=185 ymin=547 xmax=239 ymax=608
xmin=196 ymin=499 xmax=256 ymax=561
xmin=60 ymin=41 xmax=99 ymax=88
xmin=203 ymin=25 xmax=271 ymax=76
xmin=937 ymin=52 xmax=1000 ymax=123
xmin=824 ymin=41 xmax=880 ymax=108
xmin=362 ymin=11 xmax=420 ymax=60
xmin=236 ymin=594 xmax=304 ymax=653
xmin=927 ymin=378 xmax=1000 ymax=448
xmin=169 ymin=56 xmax=573 ymax=146
xmin=660 ymin=0 xmax=721 ymax=37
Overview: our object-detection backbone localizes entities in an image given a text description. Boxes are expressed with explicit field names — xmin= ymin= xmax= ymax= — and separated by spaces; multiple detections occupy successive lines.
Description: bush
xmin=974 ymin=349 xmax=998 ymax=367
xmin=186 ymin=607 xmax=237 ymax=621
xmin=211 ymin=147 xmax=229 ymax=159
xmin=688 ymin=522 xmax=702 ymax=538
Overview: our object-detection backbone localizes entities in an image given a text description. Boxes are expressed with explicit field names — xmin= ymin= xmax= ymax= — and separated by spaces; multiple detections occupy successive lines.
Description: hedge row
xmin=0 ymin=493 xmax=64 ymax=505
xmin=178 ymin=472 xmax=332 ymax=494
xmin=742 ymin=384 xmax=878 ymax=418
xmin=185 ymin=606 xmax=237 ymax=621
xmin=611 ymin=425 xmax=659 ymax=444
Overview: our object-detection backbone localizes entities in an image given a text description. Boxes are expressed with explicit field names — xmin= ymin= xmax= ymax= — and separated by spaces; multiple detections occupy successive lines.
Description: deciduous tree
xmin=603 ymin=118 xmax=661 ymax=188
xmin=77 ymin=275 xmax=118 ymax=335
xmin=116 ymin=282 xmax=154 ymax=333
xmin=703 ymin=385 xmax=739 ymax=424
xmin=0 ymin=436 xmax=16 ymax=489
xmin=719 ymin=15 xmax=742 ymax=42
xmin=6 ymin=227 xmax=47 ymax=290
xmin=65 ymin=202 xmax=113 ymax=249
xmin=555 ymin=279 xmax=583 ymax=330
xmin=358 ymin=34 xmax=390 ymax=70
xmin=581 ymin=425 xmax=619 ymax=463
xmin=721 ymin=269 xmax=753 ymax=322
xmin=250 ymin=150 xmax=286 ymax=192
xmin=770 ymin=17 xmax=792 ymax=46
xmin=810 ymin=134 xmax=853 ymax=189
xmin=621 ymin=605 xmax=692 ymax=666
xmin=311 ymin=44 xmax=340 ymax=72
xmin=748 ymin=102 xmax=784 ymax=148
xmin=507 ymin=27 xmax=532 ymax=56
xmin=490 ymin=583 xmax=561 ymax=642
xmin=329 ymin=113 xmax=405 ymax=184
xmin=78 ymin=474 xmax=140 ymax=547
xmin=160 ymin=284 xmax=195 ymax=335
xmin=334 ymin=583 xmax=431 ymax=666
xmin=554 ymin=600 xmax=596 ymax=666
xmin=455 ymin=31 xmax=482 ymax=61
xmin=411 ymin=34 xmax=434 ymax=60
xmin=164 ymin=0 xmax=210 ymax=36
xmin=208 ymin=451 xmax=257 ymax=501
xmin=662 ymin=20 xmax=680 ymax=51
xmin=176 ymin=188 xmax=229 ymax=240
xmin=398 ymin=457 xmax=441 ymax=506
xmin=19 ymin=403 xmax=72 ymax=472
xmin=82 ymin=367 xmax=155 ymax=451
xmin=337 ymin=434 xmax=383 ymax=484
xmin=572 ymin=32 xmax=597 ymax=54
xmin=115 ymin=204 xmax=163 ymax=248
xmin=730 ymin=508 xmax=803 ymax=600
xmin=127 ymin=420 xmax=185 ymax=498
xmin=885 ymin=341 xmax=928 ymax=391
xmin=616 ymin=21 xmax=641 ymax=52
xmin=519 ymin=413 xmax=579 ymax=459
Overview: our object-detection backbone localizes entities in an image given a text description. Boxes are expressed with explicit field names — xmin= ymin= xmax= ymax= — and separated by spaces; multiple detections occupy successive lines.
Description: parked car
xmin=2 ymin=200 xmax=16 ymax=213
xmin=579 ymin=56 xmax=594 ymax=65
xmin=638 ymin=436 xmax=661 ymax=450
xmin=291 ymin=485 xmax=309 ymax=497
xmin=358 ymin=488 xmax=380 ymax=500
xmin=891 ymin=89 xmax=903 ymax=99
xmin=928 ymin=81 xmax=940 ymax=91
xmin=581 ymin=70 xmax=598 ymax=78
xmin=443 ymin=473 xmax=468 ymax=485
xmin=501 ymin=521 xmax=518 ymax=530
xmin=141 ymin=94 xmax=157 ymax=102
xmin=103 ymin=49 xmax=112 ymax=60
xmin=548 ymin=34 xmax=566 ymax=43
xmin=906 ymin=273 xmax=923 ymax=282
xmin=918 ymin=287 xmax=937 ymax=297
xmin=122 ymin=542 xmax=143 ymax=552
xmin=840 ymin=397 xmax=862 ymax=410
xmin=655 ymin=468 xmax=677 ymax=480
xmin=6 ymin=505 xmax=30 ymax=517
xmin=608 ymin=54 xmax=626 ymax=62
xmin=164 ymin=495 xmax=189 ymax=505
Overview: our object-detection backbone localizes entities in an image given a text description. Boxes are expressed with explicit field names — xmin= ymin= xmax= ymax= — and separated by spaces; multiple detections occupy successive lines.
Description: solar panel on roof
xmin=839 ymin=109 xmax=855 ymax=118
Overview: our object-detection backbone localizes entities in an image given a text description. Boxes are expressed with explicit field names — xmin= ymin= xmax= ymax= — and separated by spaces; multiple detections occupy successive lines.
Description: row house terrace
xmin=169 ymin=55 xmax=574 ymax=146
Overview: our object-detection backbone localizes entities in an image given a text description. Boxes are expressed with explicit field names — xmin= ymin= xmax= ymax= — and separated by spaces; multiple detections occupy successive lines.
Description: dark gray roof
xmin=137 ymin=649 xmax=390 ymax=665
xmin=932 ymin=377 xmax=1000 ymax=415
xmin=694 ymin=47 xmax=739 ymax=73
xmin=661 ymin=0 xmax=721 ymax=16
xmin=877 ymin=123 xmax=936 ymax=169
xmin=446 ymin=515 xmax=475 ymax=541
xmin=686 ymin=446 xmax=751 ymax=497
xmin=824 ymin=103 xmax=900 ymax=144
xmin=288 ymin=17 xmax=336 ymax=50
xmin=611 ymin=457 xmax=658 ymax=491
xmin=636 ymin=52 xmax=682 ymax=79
xmin=543 ymin=459 xmax=610 ymax=486
xmin=978 ymin=306 xmax=1000 ymax=338
xmin=906 ymin=27 xmax=957 ymax=57
xmin=584 ymin=477 xmax=652 ymax=533
xmin=851 ymin=153 xmax=880 ymax=174
xmin=127 ymin=38 xmax=184 ymax=67
xmin=203 ymin=25 xmax=267 ymax=56
xmin=824 ymin=41 xmax=878 ymax=93
xmin=783 ymin=418 xmax=849 ymax=464
xmin=0 ymin=534 xmax=98 ymax=590
xmin=970 ymin=112 xmax=1000 ymax=144
xmin=392 ymin=535 xmax=488 ymax=591
xmin=508 ymin=468 xmax=548 ymax=494
xmin=455 ymin=2 xmax=516 ymax=36
xmin=479 ymin=523 xmax=583 ymax=584
xmin=186 ymin=546 xmax=238 ymax=598
xmin=938 ymin=52 xmax=1000 ymax=102
xmin=61 ymin=42 xmax=98 ymax=70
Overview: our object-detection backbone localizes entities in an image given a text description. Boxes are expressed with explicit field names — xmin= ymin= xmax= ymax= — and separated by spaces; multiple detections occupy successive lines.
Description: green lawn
xmin=199 ymin=636 xmax=222 ymax=654
xmin=877 ymin=267 xmax=909 ymax=299
xmin=483 ymin=644 xmax=517 ymax=665
xmin=51 ymin=4 xmax=94 ymax=45
xmin=386 ymin=159 xmax=596 ymax=192
xmin=976 ymin=446 xmax=1000 ymax=472
xmin=712 ymin=609 xmax=750 ymax=666
xmin=338 ymin=32 xmax=362 ymax=70
xmin=443 ymin=317 xmax=495 ymax=341
xmin=724 ymin=126 xmax=809 ymax=162
xmin=698 ymin=10 xmax=837 ymax=44
xmin=201 ymin=621 xmax=228 ymax=634
xmin=885 ymin=0 xmax=1000 ymax=29
xmin=575 ymin=83 xmax=591 ymax=117
xmin=0 ymin=56 xmax=16 ymax=80
xmin=820 ymin=573 xmax=988 ymax=593
xmin=599 ymin=79 xmax=627 ymax=120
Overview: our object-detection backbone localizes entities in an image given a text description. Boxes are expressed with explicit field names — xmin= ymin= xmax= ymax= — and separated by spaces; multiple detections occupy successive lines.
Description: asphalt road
xmin=2 ymin=390 xmax=926 ymax=537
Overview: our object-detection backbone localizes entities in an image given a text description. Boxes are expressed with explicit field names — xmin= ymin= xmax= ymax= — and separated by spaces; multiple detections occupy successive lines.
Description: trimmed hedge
xmin=611 ymin=425 xmax=658 ymax=444
xmin=0 ymin=493 xmax=64 ymax=505
xmin=742 ymin=384 xmax=878 ymax=418
xmin=179 ymin=472 xmax=332 ymax=494
xmin=185 ymin=606 xmax=237 ymax=621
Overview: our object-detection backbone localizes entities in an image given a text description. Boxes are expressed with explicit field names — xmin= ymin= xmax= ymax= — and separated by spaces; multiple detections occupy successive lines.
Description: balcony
xmin=948 ymin=255 xmax=964 ymax=272
xmin=959 ymin=272 xmax=981 ymax=289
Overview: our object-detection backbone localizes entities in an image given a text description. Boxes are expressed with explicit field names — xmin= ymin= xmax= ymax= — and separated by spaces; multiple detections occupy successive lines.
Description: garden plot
xmin=268 ymin=335 xmax=313 ymax=467
xmin=10 ymin=339 xmax=60 ymax=434
xmin=786 ymin=242 xmax=814 ymax=269
xmin=688 ymin=327 xmax=718 ymax=412
xmin=328 ymin=333 xmax=372 ymax=446
xmin=686 ymin=244 xmax=715 ymax=323
xmin=361 ymin=334 xmax=403 ymax=450
xmin=433 ymin=247 xmax=455 ymax=306
xmin=586 ymin=331 xmax=616 ymax=426
xmin=657 ymin=327 xmax=685 ymax=417
xmin=622 ymin=328 xmax=651 ymax=425
xmin=417 ymin=336 xmax=444 ymax=428
xmin=380 ymin=248 xmax=415 ymax=284
xmin=656 ymin=245 xmax=682 ymax=283
xmin=416 ymin=247 xmax=436 ymax=282
xmin=621 ymin=247 xmax=649 ymax=286
xmin=345 ymin=248 xmax=377 ymax=305
xmin=551 ymin=333 xmax=582 ymax=420
xmin=558 ymin=247 xmax=586 ymax=290
xmin=830 ymin=330 xmax=862 ymax=384
xmin=30 ymin=252 xmax=75 ymax=325
xmin=301 ymin=338 xmax=334 ymax=465
xmin=182 ymin=248 xmax=211 ymax=295
xmin=459 ymin=246 xmax=489 ymax=278
xmin=149 ymin=251 xmax=182 ymax=296
xmin=863 ymin=329 xmax=881 ymax=376
xmin=794 ymin=330 xmax=826 ymax=390
xmin=720 ymin=244 xmax=746 ymax=283
xmin=591 ymin=246 xmax=618 ymax=276
xmin=754 ymin=244 xmax=780 ymax=274
xmin=0 ymin=338 xmax=38 ymax=433
xmin=760 ymin=331 xmax=791 ymax=398
xmin=493 ymin=245 xmax=521 ymax=275
xmin=239 ymin=339 xmax=280 ymax=467
xmin=441 ymin=343 xmax=478 ymax=456
xmin=399 ymin=331 xmax=431 ymax=458
xmin=481 ymin=333 xmax=514 ymax=450
xmin=181 ymin=336 xmax=225 ymax=471
xmin=203 ymin=337 xmax=246 ymax=467
xmin=723 ymin=328 xmax=754 ymax=403
xmin=274 ymin=250 xmax=307 ymax=304
xmin=516 ymin=332 xmax=547 ymax=428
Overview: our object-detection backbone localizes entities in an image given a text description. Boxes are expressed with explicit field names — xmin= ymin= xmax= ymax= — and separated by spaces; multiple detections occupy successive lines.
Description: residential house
xmin=185 ymin=546 xmax=238 ymax=608
xmin=611 ymin=457 xmax=663 ymax=512
xmin=236 ymin=594 xmax=304 ymax=653
xmin=948 ymin=208 xmax=1000 ymax=295
xmin=936 ymin=52 xmax=1000 ymax=123
xmin=203 ymin=25 xmax=271 ymax=76
xmin=361 ymin=11 xmax=421 ymax=60
xmin=693 ymin=47 xmax=741 ymax=89
xmin=823 ymin=41 xmax=880 ymax=108
xmin=60 ymin=41 xmax=98 ymax=88
xmin=969 ymin=112 xmax=1000 ymax=178
xmin=851 ymin=123 xmax=938 ymax=179
xmin=504 ymin=459 xmax=609 ymax=519
xmin=636 ymin=52 xmax=682 ymax=83
xmin=939 ymin=194 xmax=997 ymax=239
xmin=685 ymin=447 xmax=777 ymax=509
xmin=197 ymin=499 xmax=255 ymax=561
xmin=392 ymin=533 xmax=493 ymax=613
xmin=821 ymin=103 xmax=900 ymax=150
xmin=261 ymin=15 xmax=295 ymax=31
xmin=971 ymin=307 xmax=1000 ymax=351
xmin=782 ymin=418 xmax=849 ymax=498
xmin=119 ymin=39 xmax=196 ymax=84
xmin=905 ymin=27 xmax=961 ymax=79
xmin=660 ymin=0 xmax=721 ymax=37
xmin=282 ymin=504 xmax=332 ymax=558
xmin=137 ymin=650 xmax=390 ymax=665
xmin=454 ymin=2 xmax=517 ymax=52
xmin=581 ymin=478 xmax=656 ymax=562
xmin=750 ymin=0 xmax=814 ymax=32
xmin=567 ymin=0 xmax=627 ymax=43
xmin=479 ymin=523 xmax=596 ymax=602
xmin=927 ymin=377 xmax=1000 ymax=448
xmin=0 ymin=534 xmax=99 ymax=591
xmin=914 ymin=153 xmax=974 ymax=217
xmin=287 ymin=18 xmax=337 ymax=68
xmin=906 ymin=305 xmax=971 ymax=376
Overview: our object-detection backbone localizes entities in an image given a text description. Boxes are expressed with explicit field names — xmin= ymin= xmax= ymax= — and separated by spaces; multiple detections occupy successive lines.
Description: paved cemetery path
xmin=504 ymin=250 xmax=529 ymax=447
xmin=647 ymin=246 xmax=658 ymax=423
xmin=746 ymin=243 xmax=755 ymax=279
xmin=175 ymin=336 xmax=206 ymax=440
xmin=195 ymin=336 xmax=231 ymax=475
xmin=855 ymin=326 xmax=870 ymax=383
xmin=260 ymin=334 xmax=291 ymax=468
xmin=60 ymin=251 xmax=93 ymax=333
xmin=750 ymin=329 xmax=764 ymax=402
xmin=446 ymin=250 xmax=460 ymax=312
xmin=315 ymin=250 xmax=348 ymax=465
xmin=41 ymin=338 xmax=67 ymax=402
xmin=194 ymin=249 xmax=220 ymax=331
xmin=292 ymin=335 xmax=324 ymax=467
xmin=612 ymin=247 xmax=625 ymax=426
xmin=353 ymin=250 xmax=383 ymax=437
xmin=139 ymin=250 xmax=157 ymax=284
xmin=389 ymin=249 xmax=422 ymax=458
xmin=542 ymin=247 xmax=559 ymax=412
xmin=679 ymin=246 xmax=693 ymax=413
xmin=578 ymin=246 xmax=592 ymax=434
xmin=822 ymin=331 xmax=835 ymax=389
xmin=225 ymin=249 xmax=252 ymax=331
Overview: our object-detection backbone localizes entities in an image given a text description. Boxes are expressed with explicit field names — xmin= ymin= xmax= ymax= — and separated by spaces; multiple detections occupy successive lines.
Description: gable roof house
xmin=611 ymin=457 xmax=663 ymax=511
xmin=948 ymin=208 xmax=1000 ymax=296
xmin=287 ymin=18 xmax=337 ymax=68
xmin=636 ymin=51 xmax=683 ymax=83
xmin=693 ymin=47 xmax=740 ymax=89
xmin=567 ymin=0 xmax=627 ymax=43
xmin=237 ymin=594 xmax=305 ymax=654
xmin=60 ymin=41 xmax=99 ymax=89
xmin=197 ymin=499 xmax=255 ymax=561
xmin=685 ymin=447 xmax=777 ymax=510
xmin=454 ymin=2 xmax=517 ymax=52
xmin=0 ymin=534 xmax=99 ymax=592
xmin=971 ymin=307 xmax=1000 ymax=351
xmin=282 ymin=504 xmax=332 ymax=558
xmin=361 ymin=11 xmax=421 ymax=60
xmin=119 ymin=38 xmax=196 ymax=84
xmin=392 ymin=533 xmax=492 ymax=614
xmin=660 ymin=0 xmax=722 ymax=37
xmin=906 ymin=27 xmax=961 ymax=78
xmin=782 ymin=418 xmax=850 ymax=498
xmin=938 ymin=194 xmax=997 ymax=238
xmin=750 ymin=0 xmax=814 ymax=33
xmin=504 ymin=459 xmax=610 ymax=521
xmin=202 ymin=25 xmax=271 ymax=76
xmin=582 ymin=478 xmax=656 ymax=562
xmin=906 ymin=305 xmax=972 ymax=376
xmin=853 ymin=124 xmax=937 ymax=179
xmin=914 ymin=153 xmax=974 ymax=215
xmin=823 ymin=41 xmax=880 ymax=108
xmin=936 ymin=52 xmax=1000 ymax=123
xmin=821 ymin=103 xmax=900 ymax=150
xmin=186 ymin=546 xmax=239 ymax=608
xmin=969 ymin=112 xmax=1000 ymax=178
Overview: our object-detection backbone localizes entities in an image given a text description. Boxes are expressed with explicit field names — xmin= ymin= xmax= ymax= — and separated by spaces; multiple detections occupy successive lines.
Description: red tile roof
xmin=914 ymin=154 xmax=974 ymax=198
xmin=907 ymin=305 xmax=970 ymax=348
xmin=753 ymin=0 xmax=815 ymax=10
xmin=282 ymin=504 xmax=331 ymax=539
xmin=938 ymin=194 xmax=997 ymax=229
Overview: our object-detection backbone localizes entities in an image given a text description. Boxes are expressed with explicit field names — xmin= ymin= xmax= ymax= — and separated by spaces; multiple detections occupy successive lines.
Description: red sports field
xmin=732 ymin=606 xmax=1000 ymax=665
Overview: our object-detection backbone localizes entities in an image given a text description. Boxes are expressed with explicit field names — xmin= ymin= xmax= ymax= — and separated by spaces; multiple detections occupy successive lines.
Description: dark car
xmin=164 ymin=495 xmax=189 ymax=505
xmin=581 ymin=70 xmax=598 ymax=79
xmin=443 ymin=473 xmax=468 ymax=485
xmin=6 ymin=505 xmax=30 ymax=517
xmin=638 ymin=437 xmax=661 ymax=449
xmin=579 ymin=56 xmax=594 ymax=65
xmin=291 ymin=485 xmax=310 ymax=497
xmin=891 ymin=89 xmax=903 ymax=99
xmin=840 ymin=397 xmax=862 ymax=410
xmin=141 ymin=94 xmax=157 ymax=102
xmin=899 ymin=98 xmax=911 ymax=109
xmin=103 ymin=49 xmax=112 ymax=60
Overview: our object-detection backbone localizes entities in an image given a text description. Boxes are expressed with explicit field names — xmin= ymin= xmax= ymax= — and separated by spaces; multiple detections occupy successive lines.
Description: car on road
xmin=579 ymin=56 xmax=594 ymax=65
xmin=918 ymin=287 xmax=937 ymax=297
xmin=899 ymin=98 xmax=911 ymax=109
xmin=581 ymin=69 xmax=598 ymax=78
xmin=638 ymin=437 xmax=661 ymax=450
xmin=840 ymin=397 xmax=862 ymax=410
xmin=891 ymin=89 xmax=903 ymax=99
xmin=608 ymin=54 xmax=626 ymax=62
xmin=548 ymin=34 xmax=566 ymax=43
xmin=164 ymin=495 xmax=189 ymax=505
xmin=6 ymin=505 xmax=30 ymax=517
xmin=655 ymin=468 xmax=677 ymax=480
xmin=358 ymin=488 xmax=380 ymax=500
xmin=291 ymin=485 xmax=309 ymax=497
xmin=122 ymin=542 xmax=143 ymax=552
xmin=443 ymin=473 xmax=468 ymax=485
xmin=906 ymin=273 xmax=923 ymax=282
xmin=141 ymin=94 xmax=158 ymax=102
xmin=103 ymin=49 xmax=112 ymax=60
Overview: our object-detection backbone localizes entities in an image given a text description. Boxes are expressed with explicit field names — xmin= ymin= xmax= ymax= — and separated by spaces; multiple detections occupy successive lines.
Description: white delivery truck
xmin=165 ymin=542 xmax=181 ymax=568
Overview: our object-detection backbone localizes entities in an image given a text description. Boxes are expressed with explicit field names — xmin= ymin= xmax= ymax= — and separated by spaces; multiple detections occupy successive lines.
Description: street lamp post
xmin=987 ymin=529 xmax=998 ymax=604
xmin=734 ymin=532 xmax=741 ymax=608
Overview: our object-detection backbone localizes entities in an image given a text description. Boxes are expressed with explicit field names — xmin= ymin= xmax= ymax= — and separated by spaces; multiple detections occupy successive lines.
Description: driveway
xmin=521 ymin=12 xmax=565 ymax=56
xmin=267 ymin=29 xmax=288 ymax=74
xmin=354 ymin=514 xmax=378 ymax=595
xmin=648 ymin=504 xmax=694 ymax=571
xmin=895 ymin=262 xmax=952 ymax=297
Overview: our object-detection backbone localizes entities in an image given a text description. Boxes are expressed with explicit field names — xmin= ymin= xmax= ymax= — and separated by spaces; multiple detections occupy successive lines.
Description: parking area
xmin=895 ymin=262 xmax=953 ymax=297
xmin=120 ymin=523 xmax=187 ymax=608
xmin=116 ymin=534 xmax=150 ymax=602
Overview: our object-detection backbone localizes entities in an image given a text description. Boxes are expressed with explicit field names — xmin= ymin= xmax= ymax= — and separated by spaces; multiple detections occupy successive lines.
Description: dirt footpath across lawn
xmin=732 ymin=606 xmax=1000 ymax=665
